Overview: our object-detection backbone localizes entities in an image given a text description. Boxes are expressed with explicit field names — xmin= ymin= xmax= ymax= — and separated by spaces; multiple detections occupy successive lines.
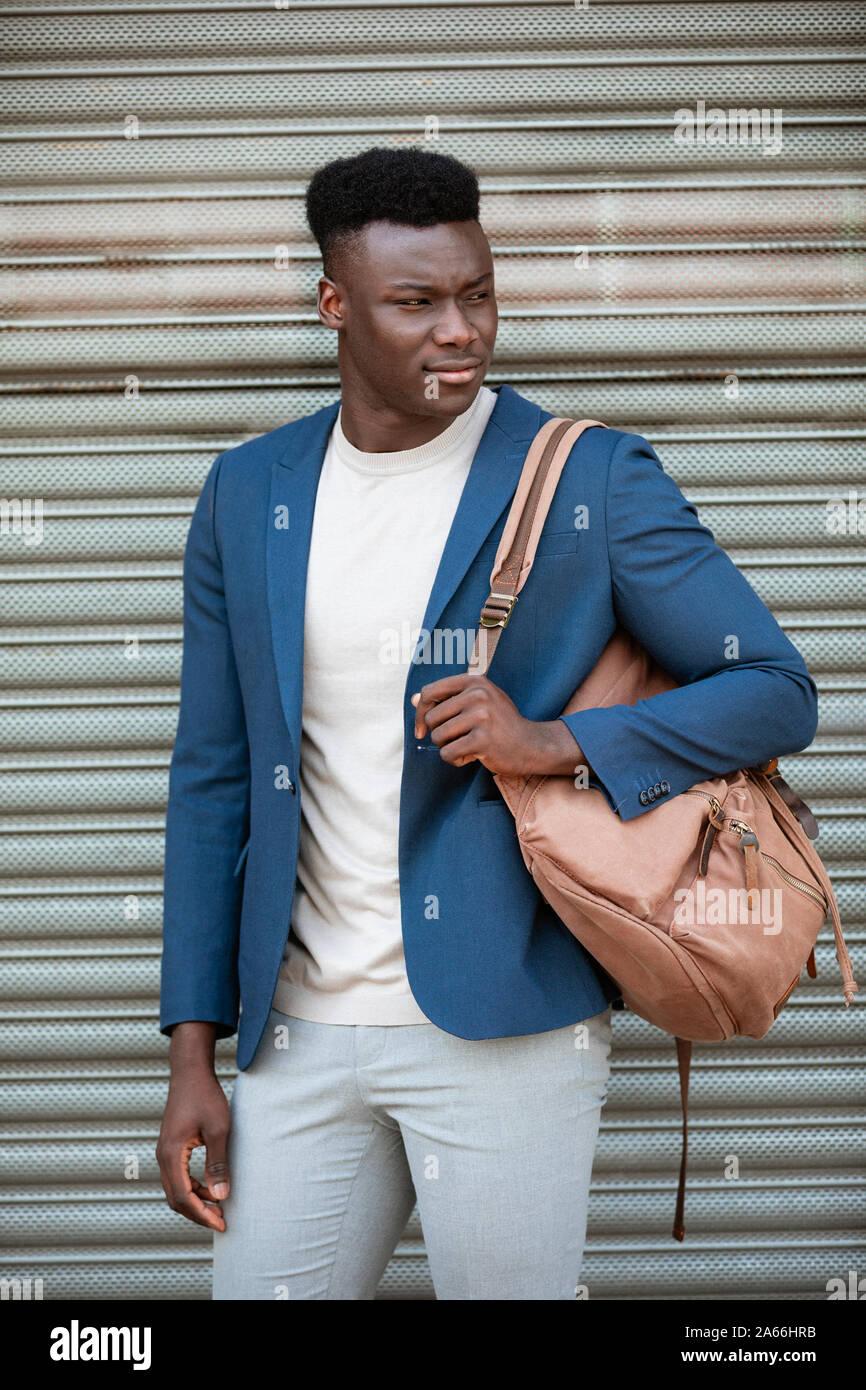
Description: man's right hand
xmin=156 ymin=1021 xmax=231 ymax=1231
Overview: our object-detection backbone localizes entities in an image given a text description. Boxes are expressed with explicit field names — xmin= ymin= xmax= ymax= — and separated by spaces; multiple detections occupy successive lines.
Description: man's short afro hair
xmin=305 ymin=146 xmax=481 ymax=279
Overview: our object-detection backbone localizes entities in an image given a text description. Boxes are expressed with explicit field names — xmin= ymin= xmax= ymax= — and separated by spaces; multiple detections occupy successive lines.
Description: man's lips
xmin=426 ymin=359 xmax=482 ymax=384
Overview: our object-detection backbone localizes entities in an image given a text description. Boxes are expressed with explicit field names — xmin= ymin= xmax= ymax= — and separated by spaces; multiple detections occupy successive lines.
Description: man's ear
xmin=317 ymin=277 xmax=345 ymax=330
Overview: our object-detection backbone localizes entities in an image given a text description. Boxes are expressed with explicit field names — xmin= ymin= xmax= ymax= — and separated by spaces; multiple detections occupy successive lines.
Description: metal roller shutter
xmin=1 ymin=0 xmax=864 ymax=1300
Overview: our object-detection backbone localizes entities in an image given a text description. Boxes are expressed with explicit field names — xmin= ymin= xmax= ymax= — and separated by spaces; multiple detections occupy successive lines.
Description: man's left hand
xmin=411 ymin=673 xmax=588 ymax=778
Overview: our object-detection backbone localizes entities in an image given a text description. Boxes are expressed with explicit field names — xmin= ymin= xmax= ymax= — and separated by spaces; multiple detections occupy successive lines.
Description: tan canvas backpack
xmin=469 ymin=417 xmax=858 ymax=1240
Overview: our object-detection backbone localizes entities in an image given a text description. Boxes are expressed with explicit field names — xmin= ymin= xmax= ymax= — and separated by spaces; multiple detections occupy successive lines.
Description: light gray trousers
xmin=212 ymin=1004 xmax=612 ymax=1301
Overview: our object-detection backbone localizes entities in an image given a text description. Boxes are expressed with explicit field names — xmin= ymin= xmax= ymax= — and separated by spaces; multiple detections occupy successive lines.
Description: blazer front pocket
xmin=476 ymin=768 xmax=510 ymax=806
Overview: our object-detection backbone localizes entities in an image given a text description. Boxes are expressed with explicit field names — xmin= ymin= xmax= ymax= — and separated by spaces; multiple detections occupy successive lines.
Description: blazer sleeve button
xmin=639 ymin=790 xmax=649 ymax=805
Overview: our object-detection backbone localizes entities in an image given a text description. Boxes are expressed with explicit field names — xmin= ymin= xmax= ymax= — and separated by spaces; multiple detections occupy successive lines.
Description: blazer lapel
xmin=413 ymin=382 xmax=544 ymax=659
xmin=266 ymin=399 xmax=339 ymax=745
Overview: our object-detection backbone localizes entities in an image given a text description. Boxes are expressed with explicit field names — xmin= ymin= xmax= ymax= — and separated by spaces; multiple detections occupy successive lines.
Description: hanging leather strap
xmin=469 ymin=416 xmax=607 ymax=675
xmin=672 ymin=1038 xmax=692 ymax=1242
xmin=755 ymin=757 xmax=820 ymax=840
xmin=746 ymin=766 xmax=858 ymax=1007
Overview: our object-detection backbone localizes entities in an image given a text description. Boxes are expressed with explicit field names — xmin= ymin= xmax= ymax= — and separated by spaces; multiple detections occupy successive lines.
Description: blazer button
xmin=639 ymin=790 xmax=649 ymax=805
xmin=288 ymin=780 xmax=296 ymax=794
xmin=654 ymin=781 xmax=663 ymax=795
xmin=660 ymin=780 xmax=670 ymax=794
xmin=647 ymin=787 xmax=656 ymax=802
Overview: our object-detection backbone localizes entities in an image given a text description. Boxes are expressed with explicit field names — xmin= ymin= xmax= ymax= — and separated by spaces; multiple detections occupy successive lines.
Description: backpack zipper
xmin=684 ymin=789 xmax=724 ymax=818
xmin=728 ymin=818 xmax=828 ymax=910
xmin=759 ymin=852 xmax=828 ymax=911
xmin=685 ymin=792 xmax=828 ymax=910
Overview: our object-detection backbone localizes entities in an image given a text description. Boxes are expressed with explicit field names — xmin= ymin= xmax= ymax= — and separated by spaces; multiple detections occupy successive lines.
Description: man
xmin=157 ymin=146 xmax=819 ymax=1300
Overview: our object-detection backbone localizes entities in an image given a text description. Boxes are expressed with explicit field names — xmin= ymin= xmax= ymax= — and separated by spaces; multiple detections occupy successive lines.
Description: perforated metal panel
xmin=1 ymin=0 xmax=864 ymax=1301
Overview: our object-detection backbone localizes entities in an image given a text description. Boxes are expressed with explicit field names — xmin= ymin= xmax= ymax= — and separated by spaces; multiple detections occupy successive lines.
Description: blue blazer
xmin=160 ymin=383 xmax=819 ymax=1069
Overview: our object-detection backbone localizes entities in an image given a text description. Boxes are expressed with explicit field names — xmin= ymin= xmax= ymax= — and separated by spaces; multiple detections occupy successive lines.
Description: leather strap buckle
xmin=479 ymin=592 xmax=518 ymax=628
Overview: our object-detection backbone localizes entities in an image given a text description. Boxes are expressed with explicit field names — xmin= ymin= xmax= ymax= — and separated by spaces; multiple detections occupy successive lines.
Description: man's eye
xmin=396 ymin=299 xmax=428 ymax=307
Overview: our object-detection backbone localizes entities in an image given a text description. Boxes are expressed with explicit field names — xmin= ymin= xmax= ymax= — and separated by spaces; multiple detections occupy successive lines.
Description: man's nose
xmin=432 ymin=303 xmax=478 ymax=346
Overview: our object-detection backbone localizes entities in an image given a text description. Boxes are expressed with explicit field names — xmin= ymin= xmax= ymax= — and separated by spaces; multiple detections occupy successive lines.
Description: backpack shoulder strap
xmin=469 ymin=416 xmax=607 ymax=675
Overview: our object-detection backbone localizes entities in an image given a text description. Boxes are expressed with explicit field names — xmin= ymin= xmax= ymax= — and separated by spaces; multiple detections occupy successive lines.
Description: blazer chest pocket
xmin=472 ymin=528 xmax=580 ymax=575
xmin=533 ymin=528 xmax=581 ymax=557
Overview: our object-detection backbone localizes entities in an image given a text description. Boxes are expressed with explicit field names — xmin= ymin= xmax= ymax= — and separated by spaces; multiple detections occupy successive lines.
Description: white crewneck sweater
xmin=273 ymin=385 xmax=499 ymax=1024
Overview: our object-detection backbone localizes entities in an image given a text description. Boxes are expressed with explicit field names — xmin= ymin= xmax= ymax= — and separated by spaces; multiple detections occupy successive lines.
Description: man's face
xmin=317 ymin=219 xmax=498 ymax=421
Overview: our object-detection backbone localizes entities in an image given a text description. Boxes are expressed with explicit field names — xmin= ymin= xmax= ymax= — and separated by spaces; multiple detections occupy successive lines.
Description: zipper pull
xmin=731 ymin=824 xmax=760 ymax=904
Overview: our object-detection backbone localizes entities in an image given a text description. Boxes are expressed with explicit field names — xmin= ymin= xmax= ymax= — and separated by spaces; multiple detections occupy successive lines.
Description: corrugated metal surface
xmin=1 ymin=0 xmax=864 ymax=1300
